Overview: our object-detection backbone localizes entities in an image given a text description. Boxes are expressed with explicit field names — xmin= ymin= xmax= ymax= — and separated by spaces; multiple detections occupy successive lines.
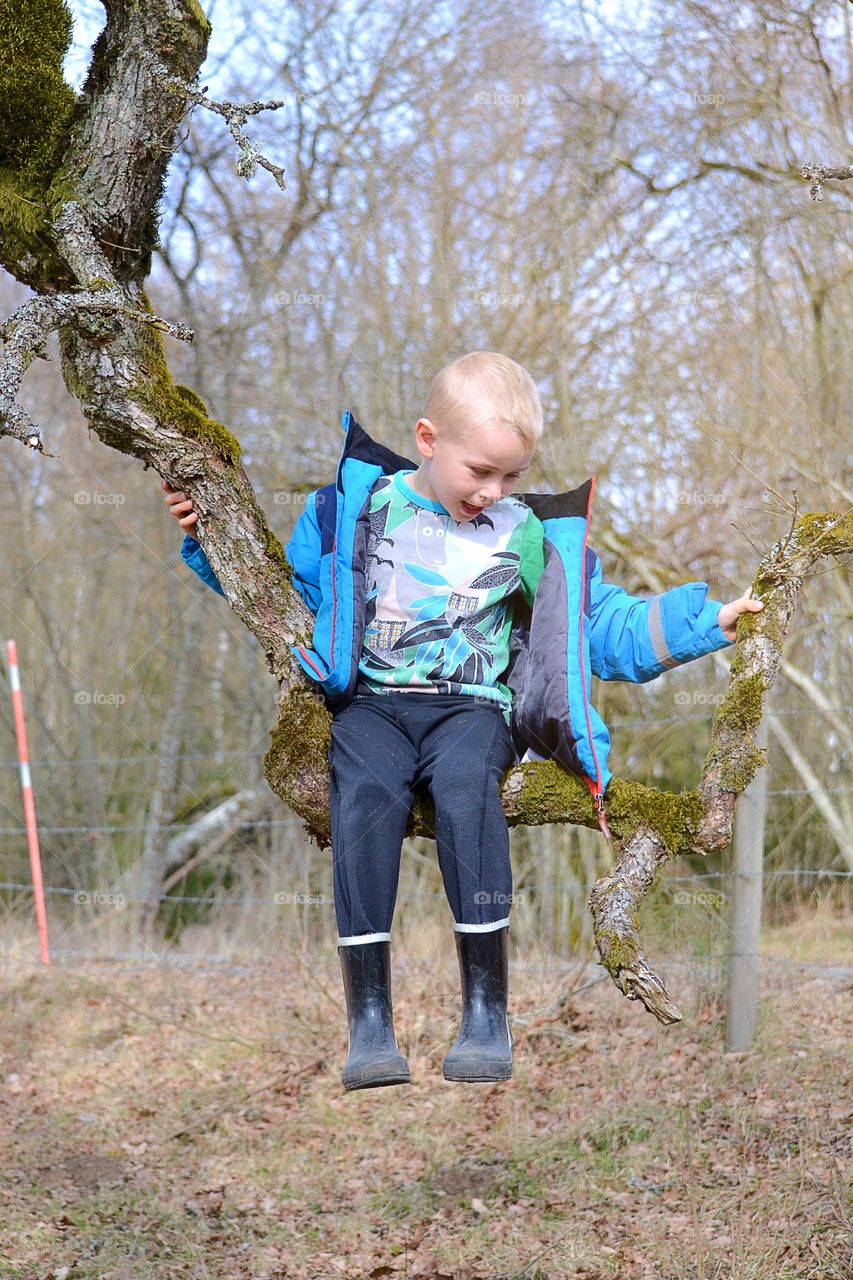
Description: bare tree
xmin=1 ymin=0 xmax=850 ymax=1021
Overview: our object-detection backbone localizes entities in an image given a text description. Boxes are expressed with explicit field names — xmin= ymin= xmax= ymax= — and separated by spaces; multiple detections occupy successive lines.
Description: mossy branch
xmin=262 ymin=500 xmax=852 ymax=1029
xmin=588 ymin=503 xmax=853 ymax=1024
xmin=2 ymin=1 xmax=851 ymax=1032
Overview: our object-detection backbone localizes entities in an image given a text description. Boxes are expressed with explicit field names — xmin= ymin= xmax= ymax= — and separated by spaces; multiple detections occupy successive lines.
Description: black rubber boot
xmin=338 ymin=940 xmax=411 ymax=1091
xmin=442 ymin=926 xmax=513 ymax=1082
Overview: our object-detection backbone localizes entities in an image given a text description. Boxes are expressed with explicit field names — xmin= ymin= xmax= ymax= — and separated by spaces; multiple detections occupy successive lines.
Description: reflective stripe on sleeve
xmin=648 ymin=596 xmax=680 ymax=669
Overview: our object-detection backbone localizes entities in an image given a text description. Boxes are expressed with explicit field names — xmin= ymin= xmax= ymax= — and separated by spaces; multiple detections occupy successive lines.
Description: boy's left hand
xmin=717 ymin=587 xmax=764 ymax=642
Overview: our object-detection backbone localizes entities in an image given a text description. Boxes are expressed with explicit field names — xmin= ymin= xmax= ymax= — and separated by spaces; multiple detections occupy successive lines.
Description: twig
xmin=138 ymin=48 xmax=288 ymax=189
xmin=801 ymin=162 xmax=853 ymax=201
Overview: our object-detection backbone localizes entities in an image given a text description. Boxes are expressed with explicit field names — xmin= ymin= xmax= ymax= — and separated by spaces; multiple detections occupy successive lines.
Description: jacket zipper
xmin=577 ymin=475 xmax=612 ymax=841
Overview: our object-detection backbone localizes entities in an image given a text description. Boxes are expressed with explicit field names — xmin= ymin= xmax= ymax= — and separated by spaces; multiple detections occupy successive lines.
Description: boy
xmin=164 ymin=351 xmax=761 ymax=1091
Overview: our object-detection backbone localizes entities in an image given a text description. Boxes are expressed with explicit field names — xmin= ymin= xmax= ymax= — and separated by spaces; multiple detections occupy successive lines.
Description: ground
xmin=0 ymin=911 xmax=851 ymax=1280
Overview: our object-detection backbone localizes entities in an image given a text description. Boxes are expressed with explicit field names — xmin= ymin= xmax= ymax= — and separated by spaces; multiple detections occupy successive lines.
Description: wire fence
xmin=2 ymin=948 xmax=851 ymax=982
xmin=0 ymin=864 xmax=851 ymax=908
xmin=1 ymin=869 xmax=851 ymax=973
xmin=1 ymin=713 xmax=850 ymax=984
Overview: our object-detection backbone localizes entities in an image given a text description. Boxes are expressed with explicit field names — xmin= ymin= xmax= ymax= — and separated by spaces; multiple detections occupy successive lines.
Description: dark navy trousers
xmin=328 ymin=689 xmax=517 ymax=944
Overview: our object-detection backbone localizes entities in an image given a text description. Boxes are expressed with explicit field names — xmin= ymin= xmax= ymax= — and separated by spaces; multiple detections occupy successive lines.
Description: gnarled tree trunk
xmin=2 ymin=0 xmax=851 ymax=1020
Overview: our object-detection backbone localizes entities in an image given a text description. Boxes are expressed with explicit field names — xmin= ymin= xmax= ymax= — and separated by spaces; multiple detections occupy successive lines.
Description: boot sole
xmin=442 ymin=1060 xmax=512 ymax=1083
xmin=342 ymin=1060 xmax=411 ymax=1090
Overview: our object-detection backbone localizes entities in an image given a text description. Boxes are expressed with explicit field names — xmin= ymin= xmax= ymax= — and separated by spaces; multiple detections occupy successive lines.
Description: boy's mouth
xmin=461 ymin=501 xmax=483 ymax=517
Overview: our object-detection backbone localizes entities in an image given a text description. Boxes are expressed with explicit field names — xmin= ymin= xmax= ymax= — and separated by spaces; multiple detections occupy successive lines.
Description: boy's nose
xmin=477 ymin=481 xmax=502 ymax=505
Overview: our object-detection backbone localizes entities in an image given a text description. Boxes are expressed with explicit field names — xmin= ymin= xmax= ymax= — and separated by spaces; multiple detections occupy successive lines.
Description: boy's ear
xmin=414 ymin=417 xmax=437 ymax=457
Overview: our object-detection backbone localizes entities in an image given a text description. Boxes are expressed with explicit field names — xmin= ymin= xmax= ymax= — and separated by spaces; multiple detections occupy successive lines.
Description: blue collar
xmin=393 ymin=469 xmax=450 ymax=515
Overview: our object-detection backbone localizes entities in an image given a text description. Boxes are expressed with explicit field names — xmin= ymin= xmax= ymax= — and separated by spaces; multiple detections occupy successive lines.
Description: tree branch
xmin=2 ymin=1 xmax=851 ymax=1027
xmin=589 ymin=506 xmax=853 ymax=1022
xmin=801 ymin=162 xmax=853 ymax=201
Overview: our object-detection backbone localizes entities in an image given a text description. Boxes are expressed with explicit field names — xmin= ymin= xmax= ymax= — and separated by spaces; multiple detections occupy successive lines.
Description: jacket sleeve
xmin=180 ymin=533 xmax=225 ymax=597
xmin=178 ymin=489 xmax=323 ymax=613
xmin=284 ymin=491 xmax=323 ymax=615
xmin=587 ymin=550 xmax=734 ymax=683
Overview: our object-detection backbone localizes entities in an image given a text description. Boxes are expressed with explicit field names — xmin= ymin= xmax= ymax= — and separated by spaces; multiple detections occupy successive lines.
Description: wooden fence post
xmin=725 ymin=716 xmax=769 ymax=1051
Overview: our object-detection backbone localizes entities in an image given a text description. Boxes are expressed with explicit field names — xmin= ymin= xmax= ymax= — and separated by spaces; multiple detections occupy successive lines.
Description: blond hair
xmin=423 ymin=352 xmax=543 ymax=452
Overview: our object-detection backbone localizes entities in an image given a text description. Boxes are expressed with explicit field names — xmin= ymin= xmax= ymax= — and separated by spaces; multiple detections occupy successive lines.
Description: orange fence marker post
xmin=5 ymin=640 xmax=50 ymax=964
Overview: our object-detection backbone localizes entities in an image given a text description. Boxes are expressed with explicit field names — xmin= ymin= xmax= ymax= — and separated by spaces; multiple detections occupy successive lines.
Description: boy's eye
xmin=471 ymin=467 xmax=520 ymax=480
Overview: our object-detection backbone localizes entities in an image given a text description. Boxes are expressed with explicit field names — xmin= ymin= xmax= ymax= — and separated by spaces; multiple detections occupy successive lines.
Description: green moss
xmin=717 ymin=744 xmax=767 ymax=793
xmin=603 ymin=778 xmax=705 ymax=857
xmin=265 ymin=690 xmax=330 ymax=781
xmin=130 ymin=310 xmax=290 ymax=587
xmin=701 ymin=670 xmax=768 ymax=793
xmin=135 ymin=323 xmax=243 ymax=466
xmin=161 ymin=0 xmax=212 ymax=65
xmin=263 ymin=523 xmax=287 ymax=568
xmin=0 ymin=0 xmax=77 ymax=282
xmin=0 ymin=63 xmax=75 ymax=184
xmin=184 ymin=0 xmax=212 ymax=38
xmin=495 ymin=762 xmax=705 ymax=854
xmin=597 ymin=928 xmax=640 ymax=975
xmin=508 ymin=760 xmax=592 ymax=828
xmin=715 ymin=670 xmax=765 ymax=737
xmin=264 ymin=689 xmax=332 ymax=844
xmin=174 ymin=384 xmax=207 ymax=414
xmin=737 ymin=577 xmax=787 ymax=650
xmin=0 ymin=0 xmax=72 ymax=62
xmin=794 ymin=509 xmax=853 ymax=556
xmin=0 ymin=168 xmax=63 ymax=275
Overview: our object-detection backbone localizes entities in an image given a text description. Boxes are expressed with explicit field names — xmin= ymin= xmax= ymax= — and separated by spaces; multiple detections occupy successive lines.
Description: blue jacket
xmin=181 ymin=410 xmax=734 ymax=837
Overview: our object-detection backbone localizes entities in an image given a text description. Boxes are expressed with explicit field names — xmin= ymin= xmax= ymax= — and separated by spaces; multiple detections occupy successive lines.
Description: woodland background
xmin=0 ymin=0 xmax=850 ymax=963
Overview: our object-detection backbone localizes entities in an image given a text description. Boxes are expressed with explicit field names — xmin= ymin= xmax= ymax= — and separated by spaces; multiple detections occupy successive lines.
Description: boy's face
xmin=412 ymin=415 xmax=533 ymax=522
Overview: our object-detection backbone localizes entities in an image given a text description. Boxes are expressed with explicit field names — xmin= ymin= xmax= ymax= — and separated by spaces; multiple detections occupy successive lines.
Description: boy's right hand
xmin=162 ymin=479 xmax=200 ymax=536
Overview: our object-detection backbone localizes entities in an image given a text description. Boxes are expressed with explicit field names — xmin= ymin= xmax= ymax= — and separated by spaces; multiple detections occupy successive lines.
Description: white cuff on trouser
xmin=337 ymin=931 xmax=392 ymax=945
xmin=453 ymin=917 xmax=510 ymax=934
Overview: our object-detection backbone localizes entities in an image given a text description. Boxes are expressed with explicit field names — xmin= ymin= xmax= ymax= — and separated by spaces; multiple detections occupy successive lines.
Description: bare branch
xmin=801 ymin=162 xmax=853 ymax=201
xmin=190 ymin=91 xmax=288 ymax=189
xmin=0 ymin=281 xmax=193 ymax=449
xmin=135 ymin=45 xmax=289 ymax=190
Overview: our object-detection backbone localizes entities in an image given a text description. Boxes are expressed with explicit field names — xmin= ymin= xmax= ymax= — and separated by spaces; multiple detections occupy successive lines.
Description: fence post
xmin=725 ymin=715 xmax=769 ymax=1050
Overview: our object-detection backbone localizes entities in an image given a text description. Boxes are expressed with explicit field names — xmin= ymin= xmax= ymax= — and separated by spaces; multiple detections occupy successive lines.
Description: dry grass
xmin=0 ymin=911 xmax=851 ymax=1280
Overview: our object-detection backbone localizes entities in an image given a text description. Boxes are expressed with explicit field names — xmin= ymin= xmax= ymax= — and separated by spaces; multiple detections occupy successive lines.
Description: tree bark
xmin=2 ymin=0 xmax=851 ymax=1020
